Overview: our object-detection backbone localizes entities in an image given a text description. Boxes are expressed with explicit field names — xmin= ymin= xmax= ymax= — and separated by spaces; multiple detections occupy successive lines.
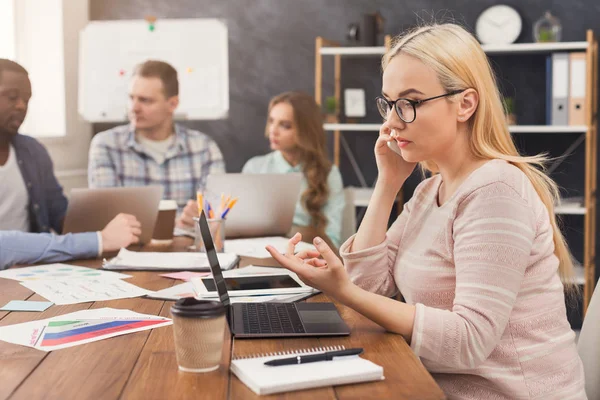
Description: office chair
xmin=577 ymin=278 xmax=600 ymax=399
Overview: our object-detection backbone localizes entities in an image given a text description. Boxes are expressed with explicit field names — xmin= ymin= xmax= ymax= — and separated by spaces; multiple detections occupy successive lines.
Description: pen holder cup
xmin=170 ymin=298 xmax=227 ymax=373
xmin=194 ymin=217 xmax=225 ymax=253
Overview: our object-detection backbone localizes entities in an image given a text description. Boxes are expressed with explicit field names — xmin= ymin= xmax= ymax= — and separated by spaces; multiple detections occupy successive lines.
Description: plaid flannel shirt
xmin=88 ymin=124 xmax=225 ymax=209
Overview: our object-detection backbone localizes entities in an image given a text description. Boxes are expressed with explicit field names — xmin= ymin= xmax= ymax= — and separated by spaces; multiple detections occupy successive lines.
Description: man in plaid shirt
xmin=88 ymin=60 xmax=225 ymax=215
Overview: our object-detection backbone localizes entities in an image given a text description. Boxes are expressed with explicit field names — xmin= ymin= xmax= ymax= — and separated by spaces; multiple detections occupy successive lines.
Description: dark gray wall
xmin=90 ymin=0 xmax=599 ymax=284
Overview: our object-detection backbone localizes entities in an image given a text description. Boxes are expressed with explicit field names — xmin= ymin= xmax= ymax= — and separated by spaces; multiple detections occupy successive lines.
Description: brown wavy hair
xmin=265 ymin=91 xmax=332 ymax=231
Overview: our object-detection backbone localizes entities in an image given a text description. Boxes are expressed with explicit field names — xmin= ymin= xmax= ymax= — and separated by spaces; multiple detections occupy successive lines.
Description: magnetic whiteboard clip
xmin=145 ymin=15 xmax=157 ymax=32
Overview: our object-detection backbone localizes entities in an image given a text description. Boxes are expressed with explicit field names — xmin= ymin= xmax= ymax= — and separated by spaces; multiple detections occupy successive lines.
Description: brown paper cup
xmin=152 ymin=200 xmax=177 ymax=244
xmin=170 ymin=298 xmax=227 ymax=372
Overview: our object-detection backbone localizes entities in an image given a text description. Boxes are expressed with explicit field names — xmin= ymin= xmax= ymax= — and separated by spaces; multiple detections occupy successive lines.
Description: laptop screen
xmin=198 ymin=211 xmax=231 ymax=307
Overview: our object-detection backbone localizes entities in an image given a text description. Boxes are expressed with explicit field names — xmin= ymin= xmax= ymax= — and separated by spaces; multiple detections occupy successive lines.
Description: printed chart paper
xmin=39 ymin=319 xmax=168 ymax=348
xmin=0 ymin=308 xmax=171 ymax=351
xmin=20 ymin=278 xmax=152 ymax=305
xmin=0 ymin=263 xmax=131 ymax=282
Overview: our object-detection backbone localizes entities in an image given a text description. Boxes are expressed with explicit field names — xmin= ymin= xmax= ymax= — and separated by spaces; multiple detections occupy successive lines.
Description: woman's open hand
xmin=265 ymin=233 xmax=353 ymax=301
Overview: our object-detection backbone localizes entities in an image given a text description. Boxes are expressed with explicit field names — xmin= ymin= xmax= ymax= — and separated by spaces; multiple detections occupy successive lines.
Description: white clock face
xmin=476 ymin=5 xmax=522 ymax=45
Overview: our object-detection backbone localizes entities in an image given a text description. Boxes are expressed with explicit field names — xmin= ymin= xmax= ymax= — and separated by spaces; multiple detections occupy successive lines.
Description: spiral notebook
xmin=230 ymin=346 xmax=384 ymax=395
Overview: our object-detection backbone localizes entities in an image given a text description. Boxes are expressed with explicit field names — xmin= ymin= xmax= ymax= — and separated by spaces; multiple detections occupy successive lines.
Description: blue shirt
xmin=11 ymin=134 xmax=68 ymax=233
xmin=0 ymin=231 xmax=99 ymax=270
xmin=1 ymin=134 xmax=100 ymax=269
xmin=242 ymin=151 xmax=345 ymax=247
xmin=88 ymin=123 xmax=226 ymax=210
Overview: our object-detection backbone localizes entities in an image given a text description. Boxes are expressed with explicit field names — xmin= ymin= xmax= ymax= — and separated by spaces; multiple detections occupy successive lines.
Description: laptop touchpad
xmin=299 ymin=310 xmax=337 ymax=324
xmin=299 ymin=310 xmax=347 ymax=334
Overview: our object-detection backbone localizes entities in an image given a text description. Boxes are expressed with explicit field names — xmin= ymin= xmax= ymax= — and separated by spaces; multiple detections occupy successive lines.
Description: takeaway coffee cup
xmin=151 ymin=200 xmax=178 ymax=244
xmin=170 ymin=298 xmax=227 ymax=372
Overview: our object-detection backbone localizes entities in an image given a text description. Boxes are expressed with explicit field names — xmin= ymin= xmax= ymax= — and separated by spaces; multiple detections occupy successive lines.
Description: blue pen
xmin=221 ymin=208 xmax=230 ymax=219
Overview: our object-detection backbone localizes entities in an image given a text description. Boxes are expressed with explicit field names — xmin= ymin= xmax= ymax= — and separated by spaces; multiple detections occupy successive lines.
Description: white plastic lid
xmin=159 ymin=199 xmax=178 ymax=210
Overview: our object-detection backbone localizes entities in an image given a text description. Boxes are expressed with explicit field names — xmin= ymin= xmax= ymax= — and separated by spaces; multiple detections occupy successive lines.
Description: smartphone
xmin=387 ymin=140 xmax=403 ymax=156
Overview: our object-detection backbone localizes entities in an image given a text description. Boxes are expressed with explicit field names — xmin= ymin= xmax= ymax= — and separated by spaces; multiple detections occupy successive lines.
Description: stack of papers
xmin=0 ymin=308 xmax=171 ymax=351
xmin=148 ymin=267 xmax=319 ymax=302
xmin=147 ymin=282 xmax=316 ymax=303
xmin=225 ymin=237 xmax=316 ymax=267
xmin=103 ymin=248 xmax=239 ymax=271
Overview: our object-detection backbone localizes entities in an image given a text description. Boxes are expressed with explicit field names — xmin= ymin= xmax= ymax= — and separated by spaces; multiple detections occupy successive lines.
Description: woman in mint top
xmin=243 ymin=91 xmax=345 ymax=248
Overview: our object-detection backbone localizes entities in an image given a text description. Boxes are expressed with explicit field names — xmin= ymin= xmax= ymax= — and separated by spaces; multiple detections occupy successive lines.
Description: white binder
xmin=551 ymin=53 xmax=570 ymax=125
xmin=568 ymin=52 xmax=587 ymax=126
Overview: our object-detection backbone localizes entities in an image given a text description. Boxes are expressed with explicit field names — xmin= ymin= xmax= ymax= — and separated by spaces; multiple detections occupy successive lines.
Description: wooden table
xmin=0 ymin=238 xmax=445 ymax=400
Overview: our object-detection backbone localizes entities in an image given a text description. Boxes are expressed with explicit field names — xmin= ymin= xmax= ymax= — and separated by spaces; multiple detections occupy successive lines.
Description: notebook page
xmin=231 ymin=351 xmax=384 ymax=395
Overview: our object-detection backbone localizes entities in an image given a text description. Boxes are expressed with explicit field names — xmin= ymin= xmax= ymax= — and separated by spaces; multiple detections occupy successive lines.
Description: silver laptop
xmin=205 ymin=173 xmax=302 ymax=238
xmin=62 ymin=186 xmax=163 ymax=244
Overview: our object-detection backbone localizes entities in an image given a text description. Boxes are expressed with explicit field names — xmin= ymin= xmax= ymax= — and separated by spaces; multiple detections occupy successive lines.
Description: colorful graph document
xmin=0 ymin=263 xmax=130 ymax=282
xmin=20 ymin=278 xmax=152 ymax=305
xmin=0 ymin=308 xmax=172 ymax=351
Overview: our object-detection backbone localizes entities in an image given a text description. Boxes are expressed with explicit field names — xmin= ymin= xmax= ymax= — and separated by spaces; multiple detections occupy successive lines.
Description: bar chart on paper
xmin=39 ymin=319 xmax=170 ymax=348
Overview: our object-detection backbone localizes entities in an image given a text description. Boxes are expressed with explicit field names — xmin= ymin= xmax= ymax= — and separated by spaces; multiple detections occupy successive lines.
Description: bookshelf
xmin=315 ymin=30 xmax=598 ymax=311
xmin=324 ymin=123 xmax=589 ymax=133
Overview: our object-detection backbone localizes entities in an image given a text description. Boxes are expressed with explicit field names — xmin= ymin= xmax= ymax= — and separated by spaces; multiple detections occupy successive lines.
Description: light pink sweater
xmin=340 ymin=160 xmax=586 ymax=399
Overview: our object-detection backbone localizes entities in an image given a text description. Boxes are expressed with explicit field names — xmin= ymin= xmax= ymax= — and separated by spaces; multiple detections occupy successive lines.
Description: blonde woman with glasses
xmin=267 ymin=24 xmax=586 ymax=399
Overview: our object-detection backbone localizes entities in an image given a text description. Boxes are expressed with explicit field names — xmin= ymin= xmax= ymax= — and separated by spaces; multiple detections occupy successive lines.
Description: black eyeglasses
xmin=375 ymin=89 xmax=466 ymax=123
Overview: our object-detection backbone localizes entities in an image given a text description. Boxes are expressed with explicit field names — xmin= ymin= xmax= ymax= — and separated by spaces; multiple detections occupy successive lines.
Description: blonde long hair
xmin=383 ymin=24 xmax=575 ymax=286
xmin=265 ymin=92 xmax=332 ymax=231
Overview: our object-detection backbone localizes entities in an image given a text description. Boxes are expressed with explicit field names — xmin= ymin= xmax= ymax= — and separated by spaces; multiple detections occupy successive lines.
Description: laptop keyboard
xmin=241 ymin=303 xmax=306 ymax=334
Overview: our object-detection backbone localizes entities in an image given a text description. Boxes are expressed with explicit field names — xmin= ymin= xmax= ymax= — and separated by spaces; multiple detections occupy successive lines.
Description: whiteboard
xmin=78 ymin=18 xmax=229 ymax=122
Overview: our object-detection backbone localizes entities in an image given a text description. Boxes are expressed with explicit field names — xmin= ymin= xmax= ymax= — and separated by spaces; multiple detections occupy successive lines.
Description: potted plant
xmin=504 ymin=96 xmax=517 ymax=125
xmin=324 ymin=96 xmax=338 ymax=123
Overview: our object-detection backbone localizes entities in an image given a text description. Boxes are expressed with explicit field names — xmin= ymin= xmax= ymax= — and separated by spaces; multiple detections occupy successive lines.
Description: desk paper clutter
xmin=20 ymin=278 xmax=153 ymax=305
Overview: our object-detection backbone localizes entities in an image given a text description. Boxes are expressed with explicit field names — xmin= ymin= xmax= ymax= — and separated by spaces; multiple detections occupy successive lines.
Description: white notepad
xmin=230 ymin=346 xmax=384 ymax=395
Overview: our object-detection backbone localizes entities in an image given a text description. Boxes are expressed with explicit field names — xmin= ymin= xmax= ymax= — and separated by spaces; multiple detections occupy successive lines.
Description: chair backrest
xmin=578 ymin=279 xmax=600 ymax=399
xmin=340 ymin=187 xmax=356 ymax=244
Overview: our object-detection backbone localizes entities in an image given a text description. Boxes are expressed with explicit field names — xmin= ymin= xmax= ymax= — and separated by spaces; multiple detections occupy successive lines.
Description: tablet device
xmin=194 ymin=273 xmax=314 ymax=297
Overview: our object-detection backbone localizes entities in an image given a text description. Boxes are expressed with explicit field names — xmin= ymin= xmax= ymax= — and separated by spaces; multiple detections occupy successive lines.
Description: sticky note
xmin=160 ymin=271 xmax=210 ymax=281
xmin=0 ymin=300 xmax=54 ymax=312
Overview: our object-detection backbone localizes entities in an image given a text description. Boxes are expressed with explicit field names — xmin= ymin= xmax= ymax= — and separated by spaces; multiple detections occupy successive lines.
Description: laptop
xmin=63 ymin=186 xmax=163 ymax=244
xmin=205 ymin=173 xmax=302 ymax=238
xmin=197 ymin=210 xmax=350 ymax=338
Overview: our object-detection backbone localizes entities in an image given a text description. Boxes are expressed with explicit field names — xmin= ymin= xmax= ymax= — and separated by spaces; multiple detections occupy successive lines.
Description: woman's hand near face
xmin=375 ymin=122 xmax=417 ymax=191
xmin=265 ymin=233 xmax=354 ymax=301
